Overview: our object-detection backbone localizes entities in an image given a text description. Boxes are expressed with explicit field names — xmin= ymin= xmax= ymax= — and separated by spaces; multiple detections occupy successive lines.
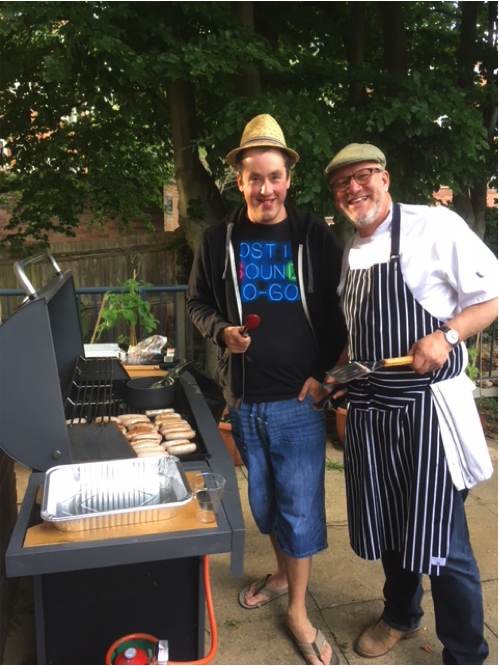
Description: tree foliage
xmin=0 ymin=1 xmax=496 ymax=256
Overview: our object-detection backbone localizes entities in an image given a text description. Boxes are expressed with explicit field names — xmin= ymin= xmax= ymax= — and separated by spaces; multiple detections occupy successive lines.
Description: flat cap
xmin=324 ymin=143 xmax=386 ymax=177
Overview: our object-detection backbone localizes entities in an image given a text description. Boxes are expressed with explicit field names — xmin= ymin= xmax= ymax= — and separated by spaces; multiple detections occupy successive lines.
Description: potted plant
xmin=92 ymin=270 xmax=159 ymax=347
xmin=333 ymin=404 xmax=347 ymax=447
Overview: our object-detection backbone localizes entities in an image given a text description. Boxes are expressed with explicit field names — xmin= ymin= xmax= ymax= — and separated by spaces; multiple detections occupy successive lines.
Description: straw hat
xmin=324 ymin=143 xmax=386 ymax=178
xmin=225 ymin=114 xmax=299 ymax=168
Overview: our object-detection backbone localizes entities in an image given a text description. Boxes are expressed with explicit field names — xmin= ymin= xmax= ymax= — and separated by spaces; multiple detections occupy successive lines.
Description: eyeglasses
xmin=331 ymin=167 xmax=383 ymax=193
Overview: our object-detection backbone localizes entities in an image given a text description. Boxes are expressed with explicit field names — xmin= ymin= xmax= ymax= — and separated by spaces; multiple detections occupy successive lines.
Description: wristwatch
xmin=439 ymin=325 xmax=460 ymax=347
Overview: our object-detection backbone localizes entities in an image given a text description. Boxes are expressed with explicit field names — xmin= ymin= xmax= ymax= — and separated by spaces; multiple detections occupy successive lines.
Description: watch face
xmin=443 ymin=327 xmax=459 ymax=345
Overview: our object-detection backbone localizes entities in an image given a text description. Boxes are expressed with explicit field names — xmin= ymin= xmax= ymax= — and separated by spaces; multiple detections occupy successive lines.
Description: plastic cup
xmin=190 ymin=472 xmax=226 ymax=524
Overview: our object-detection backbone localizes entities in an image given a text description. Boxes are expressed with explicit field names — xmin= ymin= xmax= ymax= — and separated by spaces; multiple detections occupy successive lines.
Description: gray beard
xmin=350 ymin=200 xmax=384 ymax=230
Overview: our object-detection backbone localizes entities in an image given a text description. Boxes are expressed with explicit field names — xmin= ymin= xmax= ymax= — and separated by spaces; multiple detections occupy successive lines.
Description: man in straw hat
xmin=187 ymin=114 xmax=346 ymax=665
xmin=323 ymin=143 xmax=498 ymax=664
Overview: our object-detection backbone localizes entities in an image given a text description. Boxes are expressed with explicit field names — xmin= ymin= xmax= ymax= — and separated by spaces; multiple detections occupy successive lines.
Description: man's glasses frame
xmin=331 ymin=167 xmax=383 ymax=193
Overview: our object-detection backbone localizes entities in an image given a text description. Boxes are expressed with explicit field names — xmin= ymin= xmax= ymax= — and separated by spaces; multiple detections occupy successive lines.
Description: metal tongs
xmin=149 ymin=359 xmax=193 ymax=389
xmin=312 ymin=355 xmax=414 ymax=411
xmin=325 ymin=355 xmax=414 ymax=384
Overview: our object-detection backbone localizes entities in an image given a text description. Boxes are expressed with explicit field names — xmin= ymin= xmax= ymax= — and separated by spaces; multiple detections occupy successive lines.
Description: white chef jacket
xmin=338 ymin=203 xmax=498 ymax=489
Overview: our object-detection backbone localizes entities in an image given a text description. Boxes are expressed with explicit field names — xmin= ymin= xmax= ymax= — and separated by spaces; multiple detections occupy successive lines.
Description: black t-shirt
xmin=238 ymin=217 xmax=319 ymax=402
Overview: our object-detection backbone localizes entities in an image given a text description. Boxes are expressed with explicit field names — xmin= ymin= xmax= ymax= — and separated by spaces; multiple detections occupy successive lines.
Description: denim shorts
xmin=228 ymin=395 xmax=327 ymax=559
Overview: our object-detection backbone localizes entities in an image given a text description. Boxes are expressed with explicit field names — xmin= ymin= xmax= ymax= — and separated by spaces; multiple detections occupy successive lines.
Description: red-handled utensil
xmin=241 ymin=314 xmax=260 ymax=336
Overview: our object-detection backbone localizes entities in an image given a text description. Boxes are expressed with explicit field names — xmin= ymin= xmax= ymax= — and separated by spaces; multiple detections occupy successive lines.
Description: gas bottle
xmin=114 ymin=646 xmax=150 ymax=665
xmin=105 ymin=633 xmax=166 ymax=666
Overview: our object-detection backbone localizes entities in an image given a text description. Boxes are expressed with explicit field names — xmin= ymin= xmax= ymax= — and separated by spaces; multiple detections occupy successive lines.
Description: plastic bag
xmin=124 ymin=335 xmax=168 ymax=364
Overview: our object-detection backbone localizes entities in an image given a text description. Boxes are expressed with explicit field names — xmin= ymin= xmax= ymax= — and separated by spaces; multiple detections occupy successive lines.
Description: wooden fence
xmin=0 ymin=232 xmax=208 ymax=368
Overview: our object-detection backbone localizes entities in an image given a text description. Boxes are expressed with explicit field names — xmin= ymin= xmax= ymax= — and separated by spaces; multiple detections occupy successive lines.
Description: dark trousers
xmin=381 ymin=490 xmax=489 ymax=665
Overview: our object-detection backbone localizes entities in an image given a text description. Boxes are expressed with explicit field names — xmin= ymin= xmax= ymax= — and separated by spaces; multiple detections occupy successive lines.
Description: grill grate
xmin=65 ymin=357 xmax=128 ymax=423
xmin=64 ymin=357 xmax=209 ymax=463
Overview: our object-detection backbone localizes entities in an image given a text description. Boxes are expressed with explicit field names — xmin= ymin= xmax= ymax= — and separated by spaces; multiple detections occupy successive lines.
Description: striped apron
xmin=342 ymin=205 xmax=464 ymax=575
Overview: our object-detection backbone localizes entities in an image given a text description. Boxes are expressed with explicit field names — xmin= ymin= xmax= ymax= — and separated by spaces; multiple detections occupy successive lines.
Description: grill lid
xmin=0 ymin=254 xmax=132 ymax=471
xmin=0 ymin=253 xmax=210 ymax=472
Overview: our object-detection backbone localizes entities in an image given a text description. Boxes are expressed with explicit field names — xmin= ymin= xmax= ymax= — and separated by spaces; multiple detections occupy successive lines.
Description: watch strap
xmin=439 ymin=325 xmax=459 ymax=346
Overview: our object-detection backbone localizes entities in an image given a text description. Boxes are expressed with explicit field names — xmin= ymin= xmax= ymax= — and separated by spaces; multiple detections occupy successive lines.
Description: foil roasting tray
xmin=41 ymin=456 xmax=193 ymax=532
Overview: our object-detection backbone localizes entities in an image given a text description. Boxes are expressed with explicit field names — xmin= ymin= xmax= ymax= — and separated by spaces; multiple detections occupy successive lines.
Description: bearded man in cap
xmin=187 ymin=115 xmax=346 ymax=665
xmin=323 ymin=143 xmax=498 ymax=664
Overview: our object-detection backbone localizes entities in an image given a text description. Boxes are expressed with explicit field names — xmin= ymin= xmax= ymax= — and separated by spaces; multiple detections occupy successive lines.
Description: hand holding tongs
xmin=325 ymin=355 xmax=414 ymax=384
xmin=311 ymin=355 xmax=414 ymax=411
xmin=311 ymin=382 xmax=349 ymax=411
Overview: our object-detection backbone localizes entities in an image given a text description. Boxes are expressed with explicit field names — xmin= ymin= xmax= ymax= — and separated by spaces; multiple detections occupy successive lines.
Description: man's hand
xmin=298 ymin=376 xmax=347 ymax=402
xmin=299 ymin=375 xmax=349 ymax=411
xmin=321 ymin=374 xmax=349 ymax=402
xmin=409 ymin=330 xmax=454 ymax=374
xmin=222 ymin=326 xmax=252 ymax=354
xmin=298 ymin=377 xmax=324 ymax=403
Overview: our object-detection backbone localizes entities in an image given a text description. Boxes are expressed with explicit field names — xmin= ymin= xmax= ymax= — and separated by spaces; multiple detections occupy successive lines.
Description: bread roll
xmin=131 ymin=440 xmax=166 ymax=451
xmin=165 ymin=442 xmax=197 ymax=456
xmin=137 ymin=449 xmax=169 ymax=458
xmin=155 ymin=412 xmax=182 ymax=423
xmin=128 ymin=422 xmax=158 ymax=434
xmin=163 ymin=429 xmax=196 ymax=441
xmin=117 ymin=414 xmax=150 ymax=426
xmin=159 ymin=420 xmax=189 ymax=433
xmin=145 ymin=408 xmax=175 ymax=417
xmin=129 ymin=432 xmax=163 ymax=444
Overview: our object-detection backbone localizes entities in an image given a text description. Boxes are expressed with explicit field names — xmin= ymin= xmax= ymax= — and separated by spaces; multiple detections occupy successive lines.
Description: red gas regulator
xmin=115 ymin=646 xmax=150 ymax=665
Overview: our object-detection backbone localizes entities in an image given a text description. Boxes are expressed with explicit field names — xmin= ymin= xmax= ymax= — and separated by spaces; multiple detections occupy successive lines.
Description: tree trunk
xmin=452 ymin=2 xmax=485 ymax=236
xmin=347 ymin=2 xmax=367 ymax=106
xmin=377 ymin=3 xmax=412 ymax=171
xmin=470 ymin=182 xmax=487 ymax=238
xmin=167 ymin=80 xmax=226 ymax=253
xmin=452 ymin=192 xmax=476 ymax=230
xmin=232 ymin=1 xmax=260 ymax=96
xmin=484 ymin=0 xmax=498 ymax=138
xmin=378 ymin=2 xmax=407 ymax=79
xmin=457 ymin=1 xmax=477 ymax=90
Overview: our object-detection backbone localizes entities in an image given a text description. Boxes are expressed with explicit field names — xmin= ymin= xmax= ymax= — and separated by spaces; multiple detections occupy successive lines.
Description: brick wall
xmin=0 ymin=184 xmax=179 ymax=247
xmin=434 ymin=187 xmax=498 ymax=207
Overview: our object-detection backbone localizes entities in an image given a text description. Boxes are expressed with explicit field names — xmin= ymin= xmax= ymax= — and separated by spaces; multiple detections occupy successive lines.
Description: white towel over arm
xmin=431 ymin=374 xmax=493 ymax=491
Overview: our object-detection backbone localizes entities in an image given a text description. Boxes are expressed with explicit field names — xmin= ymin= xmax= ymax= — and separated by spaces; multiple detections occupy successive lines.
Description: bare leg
xmin=243 ymin=532 xmax=288 ymax=606
xmin=243 ymin=538 xmax=333 ymax=665
xmin=285 ymin=555 xmax=332 ymax=666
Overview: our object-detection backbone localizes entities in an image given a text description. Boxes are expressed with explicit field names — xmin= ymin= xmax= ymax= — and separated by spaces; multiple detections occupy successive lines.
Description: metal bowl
xmin=127 ymin=376 xmax=176 ymax=410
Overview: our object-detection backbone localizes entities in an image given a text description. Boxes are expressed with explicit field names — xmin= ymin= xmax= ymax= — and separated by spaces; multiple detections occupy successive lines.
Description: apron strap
xmin=390 ymin=204 xmax=401 ymax=260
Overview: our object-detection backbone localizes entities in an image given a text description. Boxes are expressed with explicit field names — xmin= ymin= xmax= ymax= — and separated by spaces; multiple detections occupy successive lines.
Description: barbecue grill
xmin=1 ymin=253 xmax=245 ymax=665
xmin=0 ymin=253 xmax=211 ymax=470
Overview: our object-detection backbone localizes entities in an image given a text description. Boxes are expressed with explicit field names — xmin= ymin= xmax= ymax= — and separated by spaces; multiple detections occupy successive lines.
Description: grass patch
xmin=327 ymin=461 xmax=344 ymax=472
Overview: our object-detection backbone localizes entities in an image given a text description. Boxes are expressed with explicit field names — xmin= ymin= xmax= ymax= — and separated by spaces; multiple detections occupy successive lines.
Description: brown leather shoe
xmin=355 ymin=618 xmax=421 ymax=658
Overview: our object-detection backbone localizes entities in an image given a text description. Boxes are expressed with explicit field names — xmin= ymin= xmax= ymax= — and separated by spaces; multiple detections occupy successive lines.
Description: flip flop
xmin=286 ymin=626 xmax=340 ymax=665
xmin=238 ymin=573 xmax=289 ymax=609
